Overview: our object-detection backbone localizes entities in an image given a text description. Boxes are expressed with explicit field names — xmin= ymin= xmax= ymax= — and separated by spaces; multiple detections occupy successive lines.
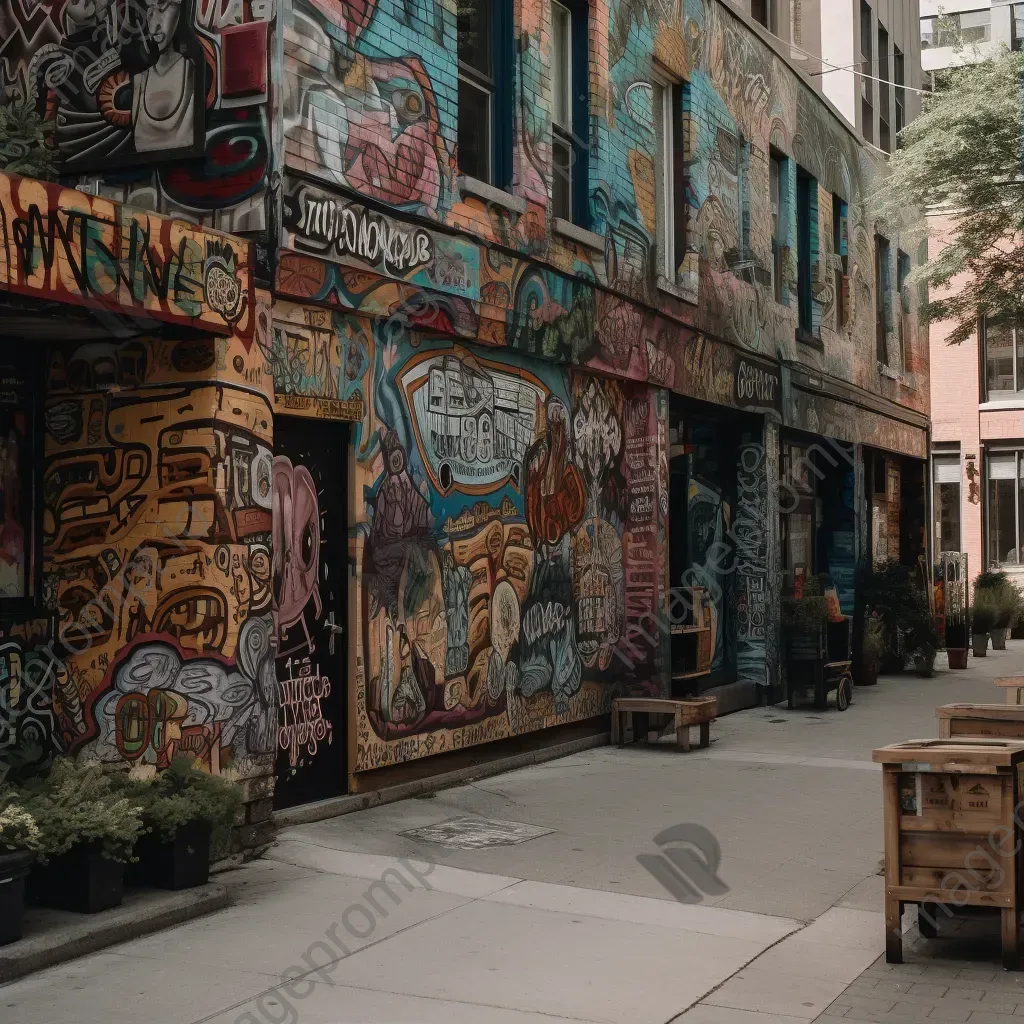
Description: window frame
xmin=550 ymin=0 xmax=591 ymax=228
xmin=653 ymin=67 xmax=688 ymax=289
xmin=877 ymin=22 xmax=891 ymax=153
xmin=860 ymin=1 xmax=874 ymax=145
xmin=833 ymin=194 xmax=849 ymax=328
xmin=457 ymin=0 xmax=514 ymax=188
xmin=920 ymin=10 xmax=992 ymax=49
xmin=897 ymin=248 xmax=911 ymax=371
xmin=796 ymin=166 xmax=816 ymax=340
xmin=770 ymin=148 xmax=787 ymax=304
xmin=894 ymin=45 xmax=905 ymax=141
xmin=875 ymin=233 xmax=891 ymax=365
xmin=751 ymin=0 xmax=776 ymax=34
xmin=983 ymin=316 xmax=1024 ymax=401
xmin=1014 ymin=4 xmax=1024 ymax=52
xmin=986 ymin=448 xmax=1024 ymax=567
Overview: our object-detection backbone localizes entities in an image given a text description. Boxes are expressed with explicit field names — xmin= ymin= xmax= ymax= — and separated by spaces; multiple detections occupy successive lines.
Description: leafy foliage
xmin=0 ymin=102 xmax=56 ymax=180
xmin=873 ymin=48 xmax=1024 ymax=346
xmin=16 ymin=759 xmax=144 ymax=863
xmin=0 ymin=800 xmax=41 ymax=853
xmin=860 ymin=560 xmax=935 ymax=664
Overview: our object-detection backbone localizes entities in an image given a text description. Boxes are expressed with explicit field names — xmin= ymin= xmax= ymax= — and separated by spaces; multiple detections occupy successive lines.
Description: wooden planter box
xmin=938 ymin=703 xmax=1024 ymax=740
xmin=873 ymin=738 xmax=1024 ymax=969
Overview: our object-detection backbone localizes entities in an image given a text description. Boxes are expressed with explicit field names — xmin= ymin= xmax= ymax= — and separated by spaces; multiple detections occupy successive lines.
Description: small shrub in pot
xmin=0 ymin=799 xmax=40 ymax=944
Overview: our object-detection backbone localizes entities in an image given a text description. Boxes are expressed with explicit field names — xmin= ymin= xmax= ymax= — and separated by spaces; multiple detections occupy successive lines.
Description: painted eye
xmin=391 ymin=89 xmax=424 ymax=120
xmin=301 ymin=522 xmax=315 ymax=567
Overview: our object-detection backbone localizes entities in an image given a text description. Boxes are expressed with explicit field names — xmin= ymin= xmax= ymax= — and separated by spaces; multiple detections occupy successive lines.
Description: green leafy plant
xmin=17 ymin=758 xmax=143 ymax=864
xmin=127 ymin=756 xmax=242 ymax=850
xmin=976 ymin=569 xmax=1010 ymax=592
xmin=860 ymin=560 xmax=932 ymax=668
xmin=862 ymin=612 xmax=885 ymax=669
xmin=0 ymin=102 xmax=56 ymax=180
xmin=0 ymin=800 xmax=41 ymax=853
xmin=971 ymin=589 xmax=999 ymax=635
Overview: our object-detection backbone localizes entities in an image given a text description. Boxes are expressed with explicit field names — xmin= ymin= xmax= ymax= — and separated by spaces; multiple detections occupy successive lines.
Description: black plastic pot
xmin=28 ymin=841 xmax=124 ymax=913
xmin=130 ymin=820 xmax=212 ymax=891
xmin=0 ymin=848 xmax=34 ymax=945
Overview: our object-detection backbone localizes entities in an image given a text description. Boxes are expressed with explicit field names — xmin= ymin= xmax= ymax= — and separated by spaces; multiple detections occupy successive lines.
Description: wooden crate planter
xmin=938 ymin=704 xmax=1024 ymax=740
xmin=995 ymin=678 xmax=1024 ymax=705
xmin=873 ymin=738 xmax=1024 ymax=969
xmin=611 ymin=697 xmax=718 ymax=752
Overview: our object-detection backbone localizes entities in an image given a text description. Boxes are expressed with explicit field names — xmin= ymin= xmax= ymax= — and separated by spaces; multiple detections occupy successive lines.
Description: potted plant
xmin=0 ymin=798 xmax=40 ymax=945
xmin=126 ymin=757 xmax=242 ymax=890
xmin=976 ymin=571 xmax=1012 ymax=650
xmin=970 ymin=591 xmax=998 ymax=657
xmin=860 ymin=611 xmax=884 ymax=685
xmin=945 ymin=614 xmax=969 ymax=668
xmin=992 ymin=582 xmax=1022 ymax=650
xmin=20 ymin=759 xmax=143 ymax=913
xmin=860 ymin=560 xmax=928 ymax=672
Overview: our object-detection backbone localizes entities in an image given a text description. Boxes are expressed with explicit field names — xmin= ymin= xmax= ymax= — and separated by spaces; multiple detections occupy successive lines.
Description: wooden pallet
xmin=611 ymin=696 xmax=718 ymax=752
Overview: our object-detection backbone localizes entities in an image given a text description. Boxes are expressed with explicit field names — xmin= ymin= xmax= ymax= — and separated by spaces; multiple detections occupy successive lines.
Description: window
xmin=551 ymin=1 xmax=590 ymax=226
xmin=860 ymin=1 xmax=873 ymax=145
xmin=875 ymin=234 xmax=891 ymax=363
xmin=1014 ymin=5 xmax=1024 ymax=51
xmin=987 ymin=452 xmax=1024 ymax=566
xmin=751 ymin=0 xmax=775 ymax=33
xmin=877 ymin=23 xmax=890 ymax=153
xmin=934 ymin=453 xmax=962 ymax=555
xmin=894 ymin=46 xmax=905 ymax=141
xmin=897 ymin=249 xmax=911 ymax=371
xmin=833 ymin=194 xmax=848 ymax=327
xmin=654 ymin=70 xmax=687 ymax=284
xmin=0 ymin=358 xmax=39 ymax=604
xmin=921 ymin=10 xmax=991 ymax=49
xmin=770 ymin=149 xmax=787 ymax=303
xmin=458 ymin=0 xmax=511 ymax=186
xmin=984 ymin=317 xmax=1024 ymax=399
xmin=796 ymin=167 xmax=816 ymax=336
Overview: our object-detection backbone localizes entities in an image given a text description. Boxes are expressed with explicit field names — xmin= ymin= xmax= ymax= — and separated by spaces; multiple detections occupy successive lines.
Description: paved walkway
xmin=3 ymin=645 xmax=1022 ymax=1023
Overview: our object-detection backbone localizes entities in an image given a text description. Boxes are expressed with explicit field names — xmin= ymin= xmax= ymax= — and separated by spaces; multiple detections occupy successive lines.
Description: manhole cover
xmin=399 ymin=816 xmax=556 ymax=849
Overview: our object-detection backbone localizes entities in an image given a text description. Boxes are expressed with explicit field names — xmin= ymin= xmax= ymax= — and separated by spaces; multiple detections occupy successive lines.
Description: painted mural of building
xmin=0 ymin=0 xmax=930 ymax=819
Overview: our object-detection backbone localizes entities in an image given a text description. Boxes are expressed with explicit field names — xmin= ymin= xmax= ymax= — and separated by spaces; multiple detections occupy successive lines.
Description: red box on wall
xmin=220 ymin=21 xmax=269 ymax=98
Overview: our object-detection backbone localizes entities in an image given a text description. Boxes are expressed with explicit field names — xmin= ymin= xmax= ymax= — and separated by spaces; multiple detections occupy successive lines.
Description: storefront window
xmin=987 ymin=451 xmax=1021 ymax=565
xmin=781 ymin=441 xmax=817 ymax=592
xmin=932 ymin=453 xmax=961 ymax=554
xmin=0 ymin=362 xmax=36 ymax=601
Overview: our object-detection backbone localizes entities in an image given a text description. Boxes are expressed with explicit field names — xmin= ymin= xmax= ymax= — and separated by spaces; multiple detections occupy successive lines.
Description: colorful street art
xmin=0 ymin=171 xmax=254 ymax=337
xmin=0 ymin=0 xmax=270 ymax=230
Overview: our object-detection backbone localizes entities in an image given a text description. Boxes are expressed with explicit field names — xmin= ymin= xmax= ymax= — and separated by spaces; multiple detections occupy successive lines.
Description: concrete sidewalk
xmin=1 ymin=644 xmax=1019 ymax=1024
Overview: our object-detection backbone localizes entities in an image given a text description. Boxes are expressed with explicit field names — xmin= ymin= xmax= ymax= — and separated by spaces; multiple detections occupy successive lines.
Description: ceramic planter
xmin=857 ymin=665 xmax=879 ymax=686
xmin=0 ymin=848 xmax=34 ymax=945
xmin=947 ymin=649 xmax=969 ymax=669
xmin=972 ymin=633 xmax=989 ymax=657
xmin=28 ymin=840 xmax=124 ymax=913
xmin=129 ymin=819 xmax=212 ymax=891
xmin=992 ymin=627 xmax=1008 ymax=650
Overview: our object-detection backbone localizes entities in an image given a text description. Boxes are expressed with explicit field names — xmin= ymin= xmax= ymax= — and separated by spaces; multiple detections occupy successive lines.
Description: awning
xmin=0 ymin=171 xmax=253 ymax=339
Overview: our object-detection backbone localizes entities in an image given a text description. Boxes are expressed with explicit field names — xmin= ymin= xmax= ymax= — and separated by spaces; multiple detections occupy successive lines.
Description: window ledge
xmin=657 ymin=276 xmax=697 ymax=306
xmin=795 ymin=327 xmax=823 ymax=351
xmin=981 ymin=399 xmax=1024 ymax=411
xmin=458 ymin=176 xmax=527 ymax=215
xmin=552 ymin=218 xmax=603 ymax=250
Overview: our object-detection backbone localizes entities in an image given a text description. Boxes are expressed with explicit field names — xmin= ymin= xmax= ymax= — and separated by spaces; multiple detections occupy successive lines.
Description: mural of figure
xmin=131 ymin=0 xmax=197 ymax=153
xmin=524 ymin=397 xmax=585 ymax=548
xmin=272 ymin=456 xmax=322 ymax=633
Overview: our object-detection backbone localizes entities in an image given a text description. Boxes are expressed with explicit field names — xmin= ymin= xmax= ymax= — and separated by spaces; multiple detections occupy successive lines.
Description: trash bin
xmin=872 ymin=737 xmax=1024 ymax=969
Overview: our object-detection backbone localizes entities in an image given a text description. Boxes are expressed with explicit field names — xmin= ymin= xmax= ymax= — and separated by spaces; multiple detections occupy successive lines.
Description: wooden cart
xmin=784 ymin=616 xmax=853 ymax=711
xmin=873 ymin=738 xmax=1024 ymax=969
xmin=938 ymin=703 xmax=1024 ymax=740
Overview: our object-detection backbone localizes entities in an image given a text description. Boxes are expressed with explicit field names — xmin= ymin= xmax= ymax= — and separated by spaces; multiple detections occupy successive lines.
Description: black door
xmin=272 ymin=417 xmax=348 ymax=808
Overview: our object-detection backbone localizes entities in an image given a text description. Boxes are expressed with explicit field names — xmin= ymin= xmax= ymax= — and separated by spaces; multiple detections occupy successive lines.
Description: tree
xmin=874 ymin=47 xmax=1024 ymax=345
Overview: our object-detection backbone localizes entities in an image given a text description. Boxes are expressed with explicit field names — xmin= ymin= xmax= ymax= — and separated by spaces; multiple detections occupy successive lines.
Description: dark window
xmin=1014 ymin=5 xmax=1024 ymax=51
xmin=933 ymin=453 xmax=962 ymax=555
xmin=987 ymin=452 xmax=1024 ymax=566
xmin=0 ymin=357 xmax=39 ymax=606
xmin=878 ymin=23 xmax=890 ymax=153
xmin=654 ymin=71 xmax=688 ymax=284
xmin=458 ymin=0 xmax=512 ymax=186
xmin=796 ymin=167 xmax=815 ymax=336
xmin=770 ymin=149 xmax=786 ymax=303
xmin=751 ymin=0 xmax=775 ymax=32
xmin=833 ymin=194 xmax=848 ymax=327
xmin=860 ymin=1 xmax=873 ymax=144
xmin=875 ymin=233 xmax=891 ymax=364
xmin=894 ymin=46 xmax=905 ymax=141
xmin=897 ymin=249 xmax=911 ymax=370
xmin=551 ymin=0 xmax=590 ymax=226
xmin=921 ymin=10 xmax=991 ymax=49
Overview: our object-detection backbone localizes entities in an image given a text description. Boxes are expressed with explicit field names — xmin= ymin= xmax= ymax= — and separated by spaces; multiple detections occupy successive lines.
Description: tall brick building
xmin=0 ymin=0 xmax=929 ymax=817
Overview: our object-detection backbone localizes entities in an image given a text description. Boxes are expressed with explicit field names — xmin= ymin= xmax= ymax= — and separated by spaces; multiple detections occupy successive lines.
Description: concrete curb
xmin=274 ymin=730 xmax=612 ymax=829
xmin=0 ymin=883 xmax=229 ymax=986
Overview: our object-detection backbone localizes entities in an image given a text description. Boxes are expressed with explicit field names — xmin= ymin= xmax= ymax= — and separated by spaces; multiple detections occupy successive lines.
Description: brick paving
xmin=816 ymin=911 xmax=1024 ymax=1022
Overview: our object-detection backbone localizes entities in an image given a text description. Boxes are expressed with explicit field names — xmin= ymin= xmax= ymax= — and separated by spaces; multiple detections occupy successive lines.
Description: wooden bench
xmin=995 ymin=677 xmax=1024 ymax=705
xmin=611 ymin=696 xmax=718 ymax=752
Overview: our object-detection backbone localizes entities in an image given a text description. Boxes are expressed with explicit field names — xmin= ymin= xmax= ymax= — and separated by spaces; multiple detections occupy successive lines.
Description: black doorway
xmin=272 ymin=417 xmax=349 ymax=808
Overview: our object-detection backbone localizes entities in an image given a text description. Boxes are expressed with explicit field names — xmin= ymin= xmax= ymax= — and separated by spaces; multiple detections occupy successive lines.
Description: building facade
xmin=0 ymin=0 xmax=929 ymax=820
xmin=924 ymin=1 xmax=1024 ymax=587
